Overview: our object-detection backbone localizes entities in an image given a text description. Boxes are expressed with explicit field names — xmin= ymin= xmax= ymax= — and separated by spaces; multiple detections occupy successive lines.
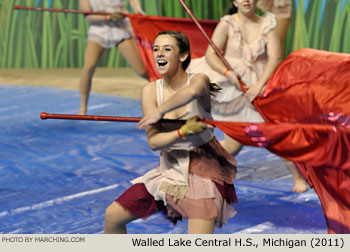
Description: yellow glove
xmin=109 ymin=12 xmax=123 ymax=21
xmin=179 ymin=116 xmax=207 ymax=138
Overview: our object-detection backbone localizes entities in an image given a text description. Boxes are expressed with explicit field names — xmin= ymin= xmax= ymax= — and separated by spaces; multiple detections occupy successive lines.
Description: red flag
xmin=214 ymin=48 xmax=350 ymax=234
xmin=128 ymin=14 xmax=218 ymax=82
xmin=130 ymin=15 xmax=350 ymax=233
xmin=213 ymin=118 xmax=350 ymax=234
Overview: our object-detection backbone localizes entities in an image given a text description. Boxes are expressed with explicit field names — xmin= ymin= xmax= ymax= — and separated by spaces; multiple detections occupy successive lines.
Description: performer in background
xmin=258 ymin=0 xmax=292 ymax=55
xmin=104 ymin=31 xmax=238 ymax=234
xmin=78 ymin=0 xmax=148 ymax=115
xmin=188 ymin=0 xmax=308 ymax=193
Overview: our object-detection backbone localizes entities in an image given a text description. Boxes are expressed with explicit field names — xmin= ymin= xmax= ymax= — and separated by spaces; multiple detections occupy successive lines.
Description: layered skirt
xmin=115 ymin=137 xmax=237 ymax=228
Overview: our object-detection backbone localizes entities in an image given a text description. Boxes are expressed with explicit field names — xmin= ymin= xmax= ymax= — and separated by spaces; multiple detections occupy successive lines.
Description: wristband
xmin=224 ymin=69 xmax=230 ymax=77
xmin=177 ymin=129 xmax=185 ymax=139
xmin=104 ymin=15 xmax=110 ymax=23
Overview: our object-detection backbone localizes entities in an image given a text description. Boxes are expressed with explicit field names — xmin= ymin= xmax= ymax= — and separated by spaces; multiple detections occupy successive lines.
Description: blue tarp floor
xmin=0 ymin=85 xmax=327 ymax=234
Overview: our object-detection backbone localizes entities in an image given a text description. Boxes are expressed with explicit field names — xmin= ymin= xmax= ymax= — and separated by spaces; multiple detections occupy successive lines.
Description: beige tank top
xmin=131 ymin=74 xmax=214 ymax=203
xmin=155 ymin=74 xmax=213 ymax=150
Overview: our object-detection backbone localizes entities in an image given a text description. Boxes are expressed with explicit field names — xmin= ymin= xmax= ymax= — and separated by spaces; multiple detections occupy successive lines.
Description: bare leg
xmin=222 ymin=133 xmax=307 ymax=193
xmin=117 ymin=37 xmax=148 ymax=79
xmin=104 ymin=201 xmax=139 ymax=234
xmin=220 ymin=134 xmax=243 ymax=156
xmin=188 ymin=219 xmax=215 ymax=234
xmin=283 ymin=159 xmax=308 ymax=193
xmin=79 ymin=41 xmax=105 ymax=115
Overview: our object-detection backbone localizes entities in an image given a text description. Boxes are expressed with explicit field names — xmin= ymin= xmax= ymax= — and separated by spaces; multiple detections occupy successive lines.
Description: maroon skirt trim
xmin=115 ymin=183 xmax=162 ymax=219
xmin=214 ymin=181 xmax=238 ymax=204
xmin=115 ymin=182 xmax=236 ymax=222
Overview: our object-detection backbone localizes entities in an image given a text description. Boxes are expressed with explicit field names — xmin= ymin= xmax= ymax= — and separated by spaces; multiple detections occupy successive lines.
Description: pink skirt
xmin=115 ymin=137 xmax=237 ymax=227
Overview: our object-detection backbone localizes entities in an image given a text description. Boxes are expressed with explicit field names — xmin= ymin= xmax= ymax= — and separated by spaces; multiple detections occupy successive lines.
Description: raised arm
xmin=129 ymin=0 xmax=145 ymax=15
xmin=245 ymin=29 xmax=282 ymax=102
xmin=79 ymin=0 xmax=105 ymax=22
xmin=79 ymin=0 xmax=124 ymax=22
xmin=137 ymin=73 xmax=210 ymax=129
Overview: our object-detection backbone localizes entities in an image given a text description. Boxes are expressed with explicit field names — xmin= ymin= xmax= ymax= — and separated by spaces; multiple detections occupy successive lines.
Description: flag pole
xmin=178 ymin=0 xmax=233 ymax=71
xmin=13 ymin=5 xmax=125 ymax=16
xmin=178 ymin=0 xmax=250 ymax=94
xmin=40 ymin=112 xmax=140 ymax=122
xmin=39 ymin=112 xmax=218 ymax=127
xmin=39 ymin=112 xmax=199 ymax=126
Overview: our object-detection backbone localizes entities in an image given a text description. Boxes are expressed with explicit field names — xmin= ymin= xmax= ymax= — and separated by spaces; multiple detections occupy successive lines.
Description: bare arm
xmin=137 ymin=73 xmax=210 ymax=129
xmin=129 ymin=0 xmax=145 ymax=14
xmin=79 ymin=0 xmax=106 ymax=22
xmin=205 ymin=20 xmax=229 ymax=75
xmin=205 ymin=19 xmax=240 ymax=87
xmin=257 ymin=0 xmax=273 ymax=12
xmin=140 ymin=83 xmax=180 ymax=151
xmin=245 ymin=29 xmax=282 ymax=102
xmin=79 ymin=0 xmax=127 ymax=22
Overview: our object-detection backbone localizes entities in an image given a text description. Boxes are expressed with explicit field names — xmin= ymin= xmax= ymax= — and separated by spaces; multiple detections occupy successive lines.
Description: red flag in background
xmin=127 ymin=14 xmax=218 ymax=81
xmin=214 ymin=48 xmax=350 ymax=234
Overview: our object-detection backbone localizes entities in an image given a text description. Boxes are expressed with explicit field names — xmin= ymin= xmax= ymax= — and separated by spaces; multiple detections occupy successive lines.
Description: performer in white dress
xmin=78 ymin=0 xmax=148 ymax=115
xmin=188 ymin=0 xmax=307 ymax=193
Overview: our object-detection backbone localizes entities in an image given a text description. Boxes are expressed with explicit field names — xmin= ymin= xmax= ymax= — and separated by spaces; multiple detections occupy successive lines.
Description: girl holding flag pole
xmin=187 ymin=0 xmax=308 ymax=193
xmin=104 ymin=31 xmax=238 ymax=234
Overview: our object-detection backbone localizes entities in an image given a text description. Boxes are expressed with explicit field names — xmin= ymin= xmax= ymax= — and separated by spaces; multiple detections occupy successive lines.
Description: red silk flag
xmin=253 ymin=48 xmax=350 ymax=234
xmin=212 ymin=48 xmax=350 ymax=234
xmin=211 ymin=118 xmax=350 ymax=234
xmin=127 ymin=14 xmax=218 ymax=82
xmin=129 ymin=14 xmax=350 ymax=233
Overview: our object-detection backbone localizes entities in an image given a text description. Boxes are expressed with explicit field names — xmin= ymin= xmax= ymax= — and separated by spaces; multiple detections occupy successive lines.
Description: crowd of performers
xmin=59 ymin=0 xmax=350 ymax=233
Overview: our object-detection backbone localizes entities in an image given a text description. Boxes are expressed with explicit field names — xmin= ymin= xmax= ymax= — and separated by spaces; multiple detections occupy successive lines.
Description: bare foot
xmin=292 ymin=179 xmax=308 ymax=193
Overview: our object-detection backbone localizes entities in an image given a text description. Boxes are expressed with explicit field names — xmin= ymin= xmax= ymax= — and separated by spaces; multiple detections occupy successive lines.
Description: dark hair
xmin=209 ymin=82 xmax=222 ymax=96
xmin=156 ymin=31 xmax=191 ymax=71
xmin=156 ymin=31 xmax=221 ymax=95
xmin=228 ymin=2 xmax=238 ymax=15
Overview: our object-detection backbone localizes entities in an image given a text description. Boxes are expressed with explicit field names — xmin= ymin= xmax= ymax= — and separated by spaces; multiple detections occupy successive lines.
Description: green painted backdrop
xmin=0 ymin=0 xmax=349 ymax=69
